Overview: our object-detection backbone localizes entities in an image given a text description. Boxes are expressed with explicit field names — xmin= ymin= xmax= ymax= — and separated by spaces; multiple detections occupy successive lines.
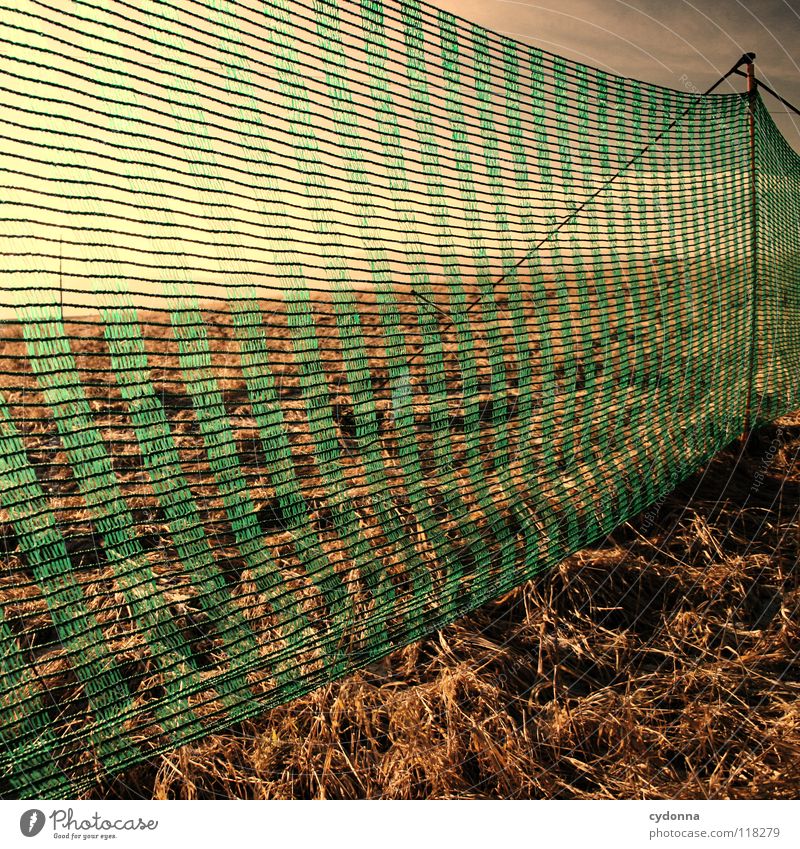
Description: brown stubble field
xmin=0 ymin=268 xmax=797 ymax=798
xmin=99 ymin=414 xmax=800 ymax=800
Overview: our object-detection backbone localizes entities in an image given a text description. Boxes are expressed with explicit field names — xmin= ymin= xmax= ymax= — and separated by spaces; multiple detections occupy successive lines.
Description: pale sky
xmin=0 ymin=0 xmax=790 ymax=316
xmin=436 ymin=0 xmax=800 ymax=151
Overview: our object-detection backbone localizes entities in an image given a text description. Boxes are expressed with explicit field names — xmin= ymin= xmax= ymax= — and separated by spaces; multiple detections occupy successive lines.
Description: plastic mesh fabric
xmin=0 ymin=0 xmax=797 ymax=798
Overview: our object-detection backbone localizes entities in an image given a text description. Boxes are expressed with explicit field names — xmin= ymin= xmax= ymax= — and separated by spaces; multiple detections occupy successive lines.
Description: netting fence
xmin=0 ymin=0 xmax=798 ymax=798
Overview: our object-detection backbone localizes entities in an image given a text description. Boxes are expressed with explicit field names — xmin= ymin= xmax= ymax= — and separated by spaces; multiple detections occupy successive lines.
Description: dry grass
xmin=87 ymin=413 xmax=800 ymax=800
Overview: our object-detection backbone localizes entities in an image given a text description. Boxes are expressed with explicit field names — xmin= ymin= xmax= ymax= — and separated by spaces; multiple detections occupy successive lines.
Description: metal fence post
xmin=742 ymin=54 xmax=759 ymax=441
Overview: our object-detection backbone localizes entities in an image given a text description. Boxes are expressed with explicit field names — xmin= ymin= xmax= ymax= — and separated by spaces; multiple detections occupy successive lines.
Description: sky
xmin=435 ymin=0 xmax=800 ymax=151
xmin=0 ymin=0 xmax=792 ymax=317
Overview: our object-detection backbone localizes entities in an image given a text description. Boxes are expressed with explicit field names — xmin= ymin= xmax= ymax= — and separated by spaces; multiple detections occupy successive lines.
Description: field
xmin=88 ymin=414 xmax=799 ymax=800
xmin=0 ymin=277 xmax=796 ymax=798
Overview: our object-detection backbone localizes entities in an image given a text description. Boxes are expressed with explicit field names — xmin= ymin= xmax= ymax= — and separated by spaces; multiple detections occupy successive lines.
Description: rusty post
xmin=742 ymin=54 xmax=758 ymax=445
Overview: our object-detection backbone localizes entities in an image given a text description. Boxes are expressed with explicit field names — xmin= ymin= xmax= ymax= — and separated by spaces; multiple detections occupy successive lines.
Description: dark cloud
xmin=437 ymin=0 xmax=800 ymax=150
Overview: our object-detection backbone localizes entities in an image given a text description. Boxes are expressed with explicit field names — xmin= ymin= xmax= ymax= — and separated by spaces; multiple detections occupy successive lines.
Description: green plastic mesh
xmin=0 ymin=0 xmax=798 ymax=798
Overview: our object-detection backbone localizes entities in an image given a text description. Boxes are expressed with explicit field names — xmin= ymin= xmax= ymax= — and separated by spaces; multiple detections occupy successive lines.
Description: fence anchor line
xmin=405 ymin=52 xmax=758 ymax=363
xmin=454 ymin=52 xmax=758 ymax=316
xmin=735 ymin=71 xmax=800 ymax=119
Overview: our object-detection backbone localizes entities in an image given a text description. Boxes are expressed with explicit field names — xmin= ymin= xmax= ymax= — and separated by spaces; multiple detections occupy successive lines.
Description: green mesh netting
xmin=0 ymin=0 xmax=798 ymax=798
